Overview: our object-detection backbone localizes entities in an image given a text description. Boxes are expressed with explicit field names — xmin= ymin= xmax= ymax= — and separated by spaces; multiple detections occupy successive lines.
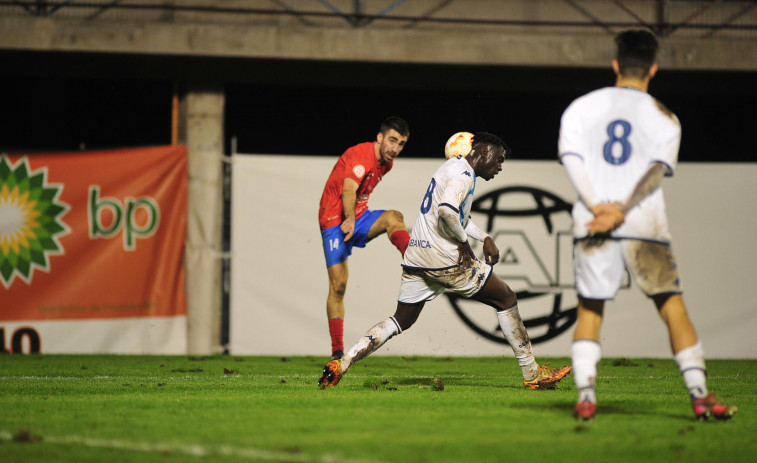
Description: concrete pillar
xmin=178 ymin=81 xmax=224 ymax=355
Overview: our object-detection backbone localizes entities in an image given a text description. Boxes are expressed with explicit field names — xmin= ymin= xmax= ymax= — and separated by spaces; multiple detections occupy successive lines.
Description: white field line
xmin=0 ymin=374 xmax=741 ymax=381
xmin=0 ymin=430 xmax=381 ymax=463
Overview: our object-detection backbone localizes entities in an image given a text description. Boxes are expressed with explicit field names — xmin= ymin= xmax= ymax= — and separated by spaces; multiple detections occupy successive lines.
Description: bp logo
xmin=0 ymin=155 xmax=70 ymax=289
xmin=446 ymin=186 xmax=578 ymax=345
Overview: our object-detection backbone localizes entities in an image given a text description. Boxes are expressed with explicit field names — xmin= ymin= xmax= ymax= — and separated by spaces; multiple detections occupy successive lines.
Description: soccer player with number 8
xmin=558 ymin=29 xmax=737 ymax=422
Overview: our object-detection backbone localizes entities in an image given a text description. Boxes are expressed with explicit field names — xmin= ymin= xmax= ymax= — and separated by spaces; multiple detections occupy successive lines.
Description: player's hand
xmin=587 ymin=202 xmax=625 ymax=234
xmin=341 ymin=218 xmax=355 ymax=241
xmin=456 ymin=240 xmax=475 ymax=269
xmin=590 ymin=203 xmax=615 ymax=217
xmin=482 ymin=236 xmax=500 ymax=265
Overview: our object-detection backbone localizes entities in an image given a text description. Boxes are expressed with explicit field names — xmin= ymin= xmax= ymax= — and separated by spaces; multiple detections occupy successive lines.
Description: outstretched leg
xmin=318 ymin=302 xmax=423 ymax=389
xmin=473 ymin=274 xmax=571 ymax=389
xmin=367 ymin=210 xmax=410 ymax=255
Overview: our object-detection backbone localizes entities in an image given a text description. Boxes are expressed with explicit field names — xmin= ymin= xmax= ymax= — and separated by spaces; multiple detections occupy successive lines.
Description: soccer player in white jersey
xmin=559 ymin=29 xmax=737 ymax=421
xmin=319 ymin=132 xmax=571 ymax=390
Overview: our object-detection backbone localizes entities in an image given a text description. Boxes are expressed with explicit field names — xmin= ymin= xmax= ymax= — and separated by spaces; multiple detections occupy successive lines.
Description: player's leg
xmin=319 ymin=302 xmax=424 ymax=389
xmin=571 ymin=238 xmax=624 ymax=420
xmin=471 ymin=273 xmax=536 ymax=376
xmin=655 ymin=293 xmax=706 ymax=397
xmin=326 ymin=262 xmax=348 ymax=358
xmin=366 ymin=210 xmax=410 ymax=255
xmin=654 ymin=294 xmax=737 ymax=420
xmin=322 ymin=225 xmax=352 ymax=359
xmin=572 ymin=297 xmax=604 ymax=420
xmin=573 ymin=297 xmax=604 ymax=341
xmin=319 ymin=268 xmax=433 ymax=389
xmin=625 ymin=240 xmax=736 ymax=420
xmin=338 ymin=277 xmax=428 ymax=372
xmin=344 ymin=302 xmax=424 ymax=369
xmin=471 ymin=273 xmax=571 ymax=389
xmin=326 ymin=262 xmax=349 ymax=320
xmin=654 ymin=293 xmax=698 ymax=352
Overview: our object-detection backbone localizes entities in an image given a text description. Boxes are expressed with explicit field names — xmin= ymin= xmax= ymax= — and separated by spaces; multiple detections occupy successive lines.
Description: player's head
xmin=380 ymin=116 xmax=410 ymax=138
xmin=468 ymin=132 xmax=511 ymax=181
xmin=471 ymin=132 xmax=510 ymax=157
xmin=376 ymin=116 xmax=409 ymax=164
xmin=614 ymin=29 xmax=659 ymax=80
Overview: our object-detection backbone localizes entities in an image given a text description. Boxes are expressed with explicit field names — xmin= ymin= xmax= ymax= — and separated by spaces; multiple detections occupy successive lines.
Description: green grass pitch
xmin=0 ymin=354 xmax=754 ymax=463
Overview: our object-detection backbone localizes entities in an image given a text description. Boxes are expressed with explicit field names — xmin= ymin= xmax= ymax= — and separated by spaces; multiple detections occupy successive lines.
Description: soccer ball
xmin=444 ymin=132 xmax=474 ymax=159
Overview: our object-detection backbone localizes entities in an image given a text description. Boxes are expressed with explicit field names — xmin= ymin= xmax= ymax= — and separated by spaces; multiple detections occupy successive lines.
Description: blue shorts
xmin=321 ymin=209 xmax=385 ymax=267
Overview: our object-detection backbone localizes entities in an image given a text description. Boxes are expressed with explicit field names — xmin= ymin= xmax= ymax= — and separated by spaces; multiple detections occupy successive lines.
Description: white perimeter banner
xmin=1 ymin=318 xmax=187 ymax=355
xmin=230 ymin=155 xmax=757 ymax=359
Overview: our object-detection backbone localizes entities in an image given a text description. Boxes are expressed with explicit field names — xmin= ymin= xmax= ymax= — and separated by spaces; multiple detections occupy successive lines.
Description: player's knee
xmin=329 ymin=280 xmax=348 ymax=298
xmin=387 ymin=210 xmax=405 ymax=227
xmin=399 ymin=319 xmax=415 ymax=332
xmin=498 ymin=284 xmax=518 ymax=311
xmin=503 ymin=294 xmax=517 ymax=310
xmin=392 ymin=313 xmax=415 ymax=331
xmin=653 ymin=292 xmax=680 ymax=311
xmin=392 ymin=304 xmax=422 ymax=331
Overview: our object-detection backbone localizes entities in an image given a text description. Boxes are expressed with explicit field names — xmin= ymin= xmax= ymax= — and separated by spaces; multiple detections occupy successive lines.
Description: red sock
xmin=328 ymin=318 xmax=344 ymax=354
xmin=390 ymin=230 xmax=410 ymax=255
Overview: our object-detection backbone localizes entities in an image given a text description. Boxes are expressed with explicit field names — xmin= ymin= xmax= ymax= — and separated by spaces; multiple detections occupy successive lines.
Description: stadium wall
xmin=230 ymin=155 xmax=756 ymax=359
xmin=2 ymin=1 xmax=756 ymax=71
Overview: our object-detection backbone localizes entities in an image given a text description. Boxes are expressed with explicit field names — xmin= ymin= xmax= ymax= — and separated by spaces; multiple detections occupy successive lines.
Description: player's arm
xmin=465 ymin=219 xmax=499 ymax=265
xmin=438 ymin=205 xmax=467 ymax=243
xmin=560 ymin=154 xmax=601 ymax=211
xmin=438 ymin=175 xmax=484 ymax=268
xmin=559 ymin=105 xmax=604 ymax=213
xmin=561 ymin=153 xmax=623 ymax=234
xmin=438 ymin=204 xmax=476 ymax=268
xmin=559 ymin=107 xmax=621 ymax=216
xmin=464 ymin=219 xmax=487 ymax=242
xmin=587 ymin=162 xmax=666 ymax=234
xmin=341 ymin=177 xmax=359 ymax=241
xmin=620 ymin=162 xmax=666 ymax=213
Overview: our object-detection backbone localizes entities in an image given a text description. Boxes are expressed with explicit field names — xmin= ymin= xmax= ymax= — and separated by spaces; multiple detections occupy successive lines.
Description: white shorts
xmin=397 ymin=260 xmax=493 ymax=304
xmin=574 ymin=238 xmax=682 ymax=300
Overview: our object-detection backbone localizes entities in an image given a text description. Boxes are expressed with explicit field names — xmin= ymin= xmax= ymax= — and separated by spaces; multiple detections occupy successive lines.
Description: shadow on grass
xmin=521 ymin=400 xmax=694 ymax=422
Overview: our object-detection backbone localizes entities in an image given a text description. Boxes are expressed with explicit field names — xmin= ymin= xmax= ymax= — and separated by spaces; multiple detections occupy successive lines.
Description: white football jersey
xmin=402 ymin=156 xmax=477 ymax=270
xmin=558 ymin=86 xmax=681 ymax=241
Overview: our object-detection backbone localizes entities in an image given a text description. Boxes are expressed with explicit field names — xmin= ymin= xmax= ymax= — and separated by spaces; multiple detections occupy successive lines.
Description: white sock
xmin=572 ymin=339 xmax=601 ymax=403
xmin=497 ymin=307 xmax=538 ymax=380
xmin=342 ymin=317 xmax=402 ymax=371
xmin=674 ymin=342 xmax=708 ymax=399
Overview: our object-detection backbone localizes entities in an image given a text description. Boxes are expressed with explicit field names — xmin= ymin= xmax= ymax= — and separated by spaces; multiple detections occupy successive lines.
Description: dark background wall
xmin=1 ymin=50 xmax=755 ymax=162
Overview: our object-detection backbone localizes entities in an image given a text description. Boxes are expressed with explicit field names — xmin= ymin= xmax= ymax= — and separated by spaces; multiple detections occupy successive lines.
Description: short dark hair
xmin=615 ymin=29 xmax=659 ymax=78
xmin=472 ymin=132 xmax=511 ymax=158
xmin=380 ymin=116 xmax=410 ymax=137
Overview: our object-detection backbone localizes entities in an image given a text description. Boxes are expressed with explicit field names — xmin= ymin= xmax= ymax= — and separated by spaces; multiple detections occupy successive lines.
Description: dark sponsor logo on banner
xmin=0 ymin=327 xmax=42 ymax=354
xmin=88 ymin=186 xmax=160 ymax=251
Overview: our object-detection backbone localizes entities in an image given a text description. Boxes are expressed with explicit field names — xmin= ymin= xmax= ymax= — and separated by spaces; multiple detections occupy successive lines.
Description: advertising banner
xmin=0 ymin=146 xmax=187 ymax=354
xmin=230 ymin=154 xmax=756 ymax=359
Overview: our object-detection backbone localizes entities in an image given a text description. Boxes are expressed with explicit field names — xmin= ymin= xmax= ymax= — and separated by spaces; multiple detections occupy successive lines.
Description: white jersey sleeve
xmin=402 ymin=156 xmax=477 ymax=270
xmin=464 ymin=218 xmax=489 ymax=242
xmin=558 ymin=87 xmax=681 ymax=242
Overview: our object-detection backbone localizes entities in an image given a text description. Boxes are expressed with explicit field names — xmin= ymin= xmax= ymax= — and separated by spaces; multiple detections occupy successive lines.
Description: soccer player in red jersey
xmin=318 ymin=116 xmax=412 ymax=360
